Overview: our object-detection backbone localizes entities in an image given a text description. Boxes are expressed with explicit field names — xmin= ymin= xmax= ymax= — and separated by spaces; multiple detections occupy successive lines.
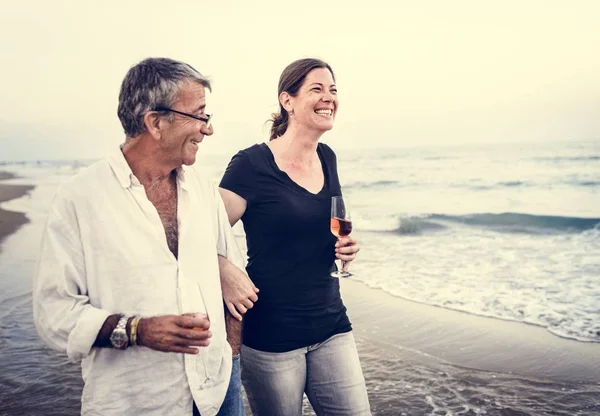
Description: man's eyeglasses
xmin=153 ymin=107 xmax=212 ymax=128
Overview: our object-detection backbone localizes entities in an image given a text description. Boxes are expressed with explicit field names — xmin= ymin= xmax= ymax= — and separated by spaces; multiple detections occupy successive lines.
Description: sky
xmin=0 ymin=0 xmax=599 ymax=161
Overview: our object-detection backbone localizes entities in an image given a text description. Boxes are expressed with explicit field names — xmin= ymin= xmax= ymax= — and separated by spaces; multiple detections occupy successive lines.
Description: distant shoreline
xmin=0 ymin=171 xmax=35 ymax=248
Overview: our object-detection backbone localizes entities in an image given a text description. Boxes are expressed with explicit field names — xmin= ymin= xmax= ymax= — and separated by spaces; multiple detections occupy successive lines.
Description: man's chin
xmin=182 ymin=159 xmax=196 ymax=166
xmin=182 ymin=154 xmax=198 ymax=166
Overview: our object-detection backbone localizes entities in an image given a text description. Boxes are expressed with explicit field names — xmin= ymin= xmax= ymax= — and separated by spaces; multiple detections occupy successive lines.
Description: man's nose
xmin=201 ymin=123 xmax=214 ymax=136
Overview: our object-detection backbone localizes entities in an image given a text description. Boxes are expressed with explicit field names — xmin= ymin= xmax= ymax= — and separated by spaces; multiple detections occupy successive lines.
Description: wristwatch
xmin=110 ymin=315 xmax=129 ymax=350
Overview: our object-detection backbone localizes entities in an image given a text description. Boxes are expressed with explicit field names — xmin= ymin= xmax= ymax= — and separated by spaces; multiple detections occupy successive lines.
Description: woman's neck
xmin=272 ymin=126 xmax=322 ymax=166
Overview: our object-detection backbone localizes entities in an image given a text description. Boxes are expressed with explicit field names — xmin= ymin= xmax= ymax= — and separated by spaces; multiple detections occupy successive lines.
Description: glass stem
xmin=338 ymin=238 xmax=346 ymax=272
xmin=199 ymin=349 xmax=210 ymax=382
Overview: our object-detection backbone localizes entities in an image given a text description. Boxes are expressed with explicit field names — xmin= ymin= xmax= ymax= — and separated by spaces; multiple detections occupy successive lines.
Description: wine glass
xmin=194 ymin=283 xmax=214 ymax=389
xmin=330 ymin=196 xmax=353 ymax=278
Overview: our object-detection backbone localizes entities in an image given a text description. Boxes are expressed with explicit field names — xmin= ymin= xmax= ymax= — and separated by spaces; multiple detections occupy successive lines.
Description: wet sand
xmin=1 ymin=181 xmax=598 ymax=415
xmin=341 ymin=278 xmax=600 ymax=382
xmin=232 ymin=230 xmax=600 ymax=414
xmin=0 ymin=172 xmax=34 ymax=247
xmin=338 ymin=278 xmax=600 ymax=414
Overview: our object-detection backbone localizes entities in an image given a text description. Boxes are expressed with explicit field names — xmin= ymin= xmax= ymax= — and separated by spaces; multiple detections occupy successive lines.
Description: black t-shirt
xmin=220 ymin=142 xmax=352 ymax=352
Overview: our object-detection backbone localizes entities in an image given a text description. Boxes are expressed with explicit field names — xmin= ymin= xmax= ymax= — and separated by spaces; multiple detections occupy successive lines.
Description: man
xmin=33 ymin=57 xmax=253 ymax=415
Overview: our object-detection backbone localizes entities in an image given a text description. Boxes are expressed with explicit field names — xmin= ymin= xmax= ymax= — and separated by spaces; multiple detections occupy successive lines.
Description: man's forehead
xmin=176 ymin=81 xmax=207 ymax=105
xmin=180 ymin=81 xmax=206 ymax=96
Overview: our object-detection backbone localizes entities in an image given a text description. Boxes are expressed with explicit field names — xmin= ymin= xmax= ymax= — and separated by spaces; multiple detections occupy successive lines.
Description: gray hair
xmin=117 ymin=57 xmax=212 ymax=138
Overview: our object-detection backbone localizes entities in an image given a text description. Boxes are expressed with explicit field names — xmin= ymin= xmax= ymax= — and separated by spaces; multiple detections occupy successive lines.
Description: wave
xmin=352 ymin=179 xmax=535 ymax=190
xmin=461 ymin=181 xmax=531 ymax=191
xmin=574 ymin=181 xmax=600 ymax=187
xmin=468 ymin=180 xmax=600 ymax=190
xmin=499 ymin=181 xmax=526 ymax=187
xmin=394 ymin=218 xmax=448 ymax=235
xmin=536 ymin=155 xmax=600 ymax=162
xmin=347 ymin=178 xmax=600 ymax=191
xmin=345 ymin=180 xmax=402 ymax=189
xmin=357 ymin=278 xmax=600 ymax=343
xmin=427 ymin=213 xmax=600 ymax=233
xmin=387 ymin=212 xmax=600 ymax=235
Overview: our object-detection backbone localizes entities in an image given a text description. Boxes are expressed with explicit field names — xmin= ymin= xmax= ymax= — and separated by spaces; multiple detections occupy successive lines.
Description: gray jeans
xmin=241 ymin=332 xmax=371 ymax=416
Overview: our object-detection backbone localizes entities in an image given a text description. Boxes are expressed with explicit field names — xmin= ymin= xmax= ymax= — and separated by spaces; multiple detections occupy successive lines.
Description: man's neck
xmin=121 ymin=136 xmax=177 ymax=186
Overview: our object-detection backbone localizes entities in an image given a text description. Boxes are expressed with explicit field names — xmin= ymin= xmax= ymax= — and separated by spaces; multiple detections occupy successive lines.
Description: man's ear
xmin=143 ymin=111 xmax=163 ymax=140
xmin=279 ymin=91 xmax=293 ymax=113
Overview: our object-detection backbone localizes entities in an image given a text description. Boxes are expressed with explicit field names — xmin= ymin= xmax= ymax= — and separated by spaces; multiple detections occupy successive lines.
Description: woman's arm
xmin=219 ymin=187 xmax=247 ymax=226
xmin=217 ymin=186 xmax=258 ymax=321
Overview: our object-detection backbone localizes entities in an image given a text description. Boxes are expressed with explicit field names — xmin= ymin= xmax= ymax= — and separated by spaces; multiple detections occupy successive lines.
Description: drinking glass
xmin=194 ymin=283 xmax=214 ymax=389
xmin=330 ymin=196 xmax=353 ymax=278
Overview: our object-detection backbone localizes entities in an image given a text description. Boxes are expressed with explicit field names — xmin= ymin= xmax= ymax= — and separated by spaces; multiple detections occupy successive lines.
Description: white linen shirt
xmin=33 ymin=149 xmax=245 ymax=416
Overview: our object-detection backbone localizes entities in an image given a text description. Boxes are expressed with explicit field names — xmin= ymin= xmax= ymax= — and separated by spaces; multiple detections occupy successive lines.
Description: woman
xmin=219 ymin=58 xmax=371 ymax=415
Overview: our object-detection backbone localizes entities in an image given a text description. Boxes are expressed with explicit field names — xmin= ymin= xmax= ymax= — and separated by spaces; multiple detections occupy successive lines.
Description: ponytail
xmin=269 ymin=109 xmax=289 ymax=141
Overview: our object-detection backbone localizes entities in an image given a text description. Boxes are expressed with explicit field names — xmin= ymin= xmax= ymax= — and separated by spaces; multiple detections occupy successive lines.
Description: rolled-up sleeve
xmin=33 ymin=192 xmax=110 ymax=362
xmin=213 ymin=184 xmax=246 ymax=271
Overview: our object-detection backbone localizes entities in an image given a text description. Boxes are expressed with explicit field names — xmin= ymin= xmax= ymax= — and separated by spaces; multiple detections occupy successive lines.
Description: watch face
xmin=110 ymin=330 xmax=128 ymax=348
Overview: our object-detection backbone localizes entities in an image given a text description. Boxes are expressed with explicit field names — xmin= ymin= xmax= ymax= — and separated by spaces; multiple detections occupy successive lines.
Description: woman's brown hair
xmin=269 ymin=58 xmax=335 ymax=141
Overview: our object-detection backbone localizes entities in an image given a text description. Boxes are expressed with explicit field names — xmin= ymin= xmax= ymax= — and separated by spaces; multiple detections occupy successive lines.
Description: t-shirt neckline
xmin=260 ymin=142 xmax=328 ymax=197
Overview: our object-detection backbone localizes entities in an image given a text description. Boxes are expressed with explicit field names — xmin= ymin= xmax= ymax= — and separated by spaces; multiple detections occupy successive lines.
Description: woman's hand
xmin=335 ymin=236 xmax=360 ymax=272
xmin=219 ymin=255 xmax=259 ymax=321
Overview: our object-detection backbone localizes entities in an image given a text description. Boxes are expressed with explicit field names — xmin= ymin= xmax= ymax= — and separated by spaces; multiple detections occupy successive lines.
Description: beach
xmin=0 ymin=172 xmax=34 ymax=249
xmin=1 ymin=210 xmax=599 ymax=415
xmin=1 ymin=145 xmax=600 ymax=416
xmin=342 ymin=277 xmax=600 ymax=383
xmin=340 ymin=278 xmax=600 ymax=414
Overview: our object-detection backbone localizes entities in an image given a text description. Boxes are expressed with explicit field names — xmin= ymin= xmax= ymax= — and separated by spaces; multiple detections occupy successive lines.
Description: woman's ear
xmin=279 ymin=91 xmax=293 ymax=113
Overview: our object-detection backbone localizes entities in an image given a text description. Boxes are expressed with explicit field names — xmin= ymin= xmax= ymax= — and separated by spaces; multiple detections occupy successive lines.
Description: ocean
xmin=341 ymin=140 xmax=600 ymax=344
xmin=1 ymin=139 xmax=599 ymax=415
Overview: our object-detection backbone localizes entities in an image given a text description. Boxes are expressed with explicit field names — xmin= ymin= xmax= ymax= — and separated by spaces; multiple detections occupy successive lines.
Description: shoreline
xmin=341 ymin=278 xmax=600 ymax=383
xmin=0 ymin=172 xmax=35 ymax=248
xmin=0 ymin=171 xmax=597 ymax=414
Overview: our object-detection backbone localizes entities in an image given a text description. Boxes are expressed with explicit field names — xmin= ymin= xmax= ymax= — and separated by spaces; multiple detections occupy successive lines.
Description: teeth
xmin=315 ymin=109 xmax=332 ymax=116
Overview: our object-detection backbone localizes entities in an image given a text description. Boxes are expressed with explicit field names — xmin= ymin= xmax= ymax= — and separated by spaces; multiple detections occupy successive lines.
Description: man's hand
xmin=137 ymin=314 xmax=211 ymax=354
xmin=219 ymin=256 xmax=259 ymax=321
